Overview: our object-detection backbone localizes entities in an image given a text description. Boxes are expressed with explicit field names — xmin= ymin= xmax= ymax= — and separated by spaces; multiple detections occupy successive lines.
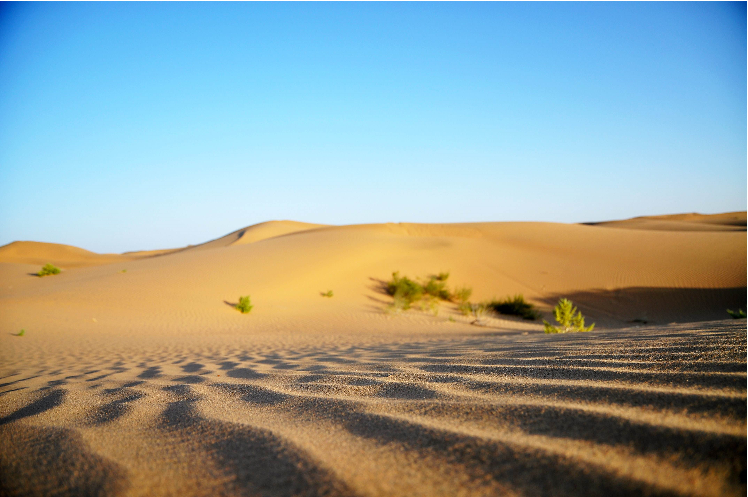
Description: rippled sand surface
xmin=1 ymin=320 xmax=745 ymax=497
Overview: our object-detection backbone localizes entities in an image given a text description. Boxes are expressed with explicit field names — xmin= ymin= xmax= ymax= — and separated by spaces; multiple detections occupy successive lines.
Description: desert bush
xmin=543 ymin=298 xmax=594 ymax=333
xmin=727 ymin=308 xmax=746 ymax=319
xmin=386 ymin=272 xmax=424 ymax=310
xmin=489 ymin=294 xmax=540 ymax=320
xmin=321 ymin=290 xmax=334 ymax=298
xmin=16 ymin=329 xmax=25 ymax=337
xmin=38 ymin=263 xmax=60 ymax=277
xmin=451 ymin=286 xmax=473 ymax=304
xmin=423 ymin=275 xmax=450 ymax=300
xmin=236 ymin=296 xmax=253 ymax=314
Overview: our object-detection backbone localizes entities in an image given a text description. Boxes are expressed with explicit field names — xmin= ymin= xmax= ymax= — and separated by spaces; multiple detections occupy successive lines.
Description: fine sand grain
xmin=0 ymin=215 xmax=745 ymax=496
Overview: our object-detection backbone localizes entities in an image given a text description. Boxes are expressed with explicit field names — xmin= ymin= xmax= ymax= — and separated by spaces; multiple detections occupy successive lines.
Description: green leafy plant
xmin=423 ymin=274 xmax=450 ymax=300
xmin=543 ymin=298 xmax=594 ymax=333
xmin=320 ymin=290 xmax=334 ymax=298
xmin=236 ymin=296 xmax=253 ymax=314
xmin=489 ymin=294 xmax=540 ymax=320
xmin=16 ymin=329 xmax=25 ymax=337
xmin=386 ymin=272 xmax=424 ymax=310
xmin=38 ymin=263 xmax=61 ymax=277
xmin=727 ymin=309 xmax=746 ymax=319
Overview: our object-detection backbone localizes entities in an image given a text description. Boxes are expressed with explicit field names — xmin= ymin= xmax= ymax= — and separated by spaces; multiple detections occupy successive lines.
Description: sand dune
xmin=588 ymin=211 xmax=747 ymax=232
xmin=0 ymin=215 xmax=745 ymax=496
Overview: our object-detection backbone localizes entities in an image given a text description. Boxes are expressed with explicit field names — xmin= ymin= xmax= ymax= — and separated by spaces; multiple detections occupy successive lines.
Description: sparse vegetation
xmin=469 ymin=303 xmax=490 ymax=325
xmin=120 ymin=269 xmax=127 ymax=273
xmin=457 ymin=301 xmax=472 ymax=316
xmin=236 ymin=296 xmax=253 ymax=314
xmin=489 ymin=294 xmax=540 ymax=320
xmin=727 ymin=309 xmax=746 ymax=319
xmin=321 ymin=290 xmax=334 ymax=298
xmin=386 ymin=272 xmax=425 ymax=310
xmin=16 ymin=329 xmax=25 ymax=337
xmin=451 ymin=286 xmax=473 ymax=304
xmin=544 ymin=298 xmax=594 ymax=333
xmin=38 ymin=263 xmax=60 ymax=277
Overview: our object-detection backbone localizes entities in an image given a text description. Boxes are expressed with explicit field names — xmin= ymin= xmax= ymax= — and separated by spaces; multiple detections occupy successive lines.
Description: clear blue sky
xmin=1 ymin=2 xmax=745 ymax=253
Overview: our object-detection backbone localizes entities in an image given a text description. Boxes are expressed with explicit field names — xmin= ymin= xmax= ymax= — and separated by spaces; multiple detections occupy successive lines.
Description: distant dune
xmin=587 ymin=211 xmax=747 ymax=232
xmin=0 ymin=213 xmax=744 ymax=331
xmin=0 ymin=213 xmax=745 ymax=497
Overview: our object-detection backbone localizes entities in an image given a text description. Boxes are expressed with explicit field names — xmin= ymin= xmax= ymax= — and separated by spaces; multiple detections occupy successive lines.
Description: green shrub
xmin=489 ymin=294 xmax=540 ymax=320
xmin=386 ymin=272 xmax=424 ymax=310
xmin=236 ymin=296 xmax=253 ymax=314
xmin=727 ymin=309 xmax=746 ymax=319
xmin=544 ymin=298 xmax=594 ymax=333
xmin=16 ymin=329 xmax=25 ymax=337
xmin=321 ymin=290 xmax=334 ymax=298
xmin=451 ymin=286 xmax=472 ymax=304
xmin=38 ymin=263 xmax=61 ymax=277
xmin=457 ymin=301 xmax=472 ymax=316
xmin=423 ymin=275 xmax=450 ymax=300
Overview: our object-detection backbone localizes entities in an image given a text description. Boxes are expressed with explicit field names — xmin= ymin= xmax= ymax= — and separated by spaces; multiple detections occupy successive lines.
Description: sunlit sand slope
xmin=0 ymin=321 xmax=745 ymax=496
xmin=0 ymin=220 xmax=744 ymax=333
xmin=0 ymin=241 xmax=135 ymax=268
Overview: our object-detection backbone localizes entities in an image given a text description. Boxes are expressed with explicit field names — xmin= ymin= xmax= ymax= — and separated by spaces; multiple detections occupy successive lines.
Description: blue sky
xmin=0 ymin=2 xmax=745 ymax=253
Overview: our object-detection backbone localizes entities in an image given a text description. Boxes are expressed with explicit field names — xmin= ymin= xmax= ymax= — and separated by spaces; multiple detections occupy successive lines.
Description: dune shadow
xmin=544 ymin=287 xmax=748 ymax=326
xmin=87 ymin=391 xmax=145 ymax=425
xmin=340 ymin=411 xmax=676 ymax=496
xmin=0 ymin=424 xmax=129 ymax=496
xmin=158 ymin=387 xmax=356 ymax=497
xmin=0 ymin=389 xmax=66 ymax=426
xmin=137 ymin=366 xmax=161 ymax=379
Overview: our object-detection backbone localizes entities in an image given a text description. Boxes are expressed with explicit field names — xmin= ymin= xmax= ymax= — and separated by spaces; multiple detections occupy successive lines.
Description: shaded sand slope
xmin=0 ymin=220 xmax=744 ymax=334
xmin=0 ymin=321 xmax=745 ymax=496
xmin=588 ymin=211 xmax=747 ymax=232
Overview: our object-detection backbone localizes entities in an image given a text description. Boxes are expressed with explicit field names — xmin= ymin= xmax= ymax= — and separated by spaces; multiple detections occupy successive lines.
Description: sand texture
xmin=0 ymin=216 xmax=745 ymax=496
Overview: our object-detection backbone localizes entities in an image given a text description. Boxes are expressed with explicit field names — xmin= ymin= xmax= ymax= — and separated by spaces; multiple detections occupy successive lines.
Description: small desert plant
xmin=120 ymin=269 xmax=127 ymax=273
xmin=38 ymin=264 xmax=60 ymax=277
xmin=544 ymin=298 xmax=594 ymax=333
xmin=386 ymin=272 xmax=424 ymax=310
xmin=16 ymin=329 xmax=25 ymax=337
xmin=489 ymin=294 xmax=540 ymax=320
xmin=419 ymin=296 xmax=440 ymax=316
xmin=451 ymin=286 xmax=473 ymax=304
xmin=470 ymin=302 xmax=490 ymax=325
xmin=727 ymin=309 xmax=746 ymax=319
xmin=423 ymin=275 xmax=450 ymax=300
xmin=458 ymin=301 xmax=472 ymax=316
xmin=236 ymin=296 xmax=253 ymax=314
xmin=321 ymin=290 xmax=334 ymax=298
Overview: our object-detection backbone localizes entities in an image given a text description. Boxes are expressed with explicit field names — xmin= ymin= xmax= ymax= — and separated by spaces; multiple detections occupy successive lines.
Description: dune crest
xmin=587 ymin=211 xmax=747 ymax=232
xmin=185 ymin=220 xmax=328 ymax=251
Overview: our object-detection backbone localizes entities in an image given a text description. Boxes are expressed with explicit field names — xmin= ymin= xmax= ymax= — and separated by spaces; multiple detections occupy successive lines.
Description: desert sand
xmin=0 ymin=213 xmax=745 ymax=496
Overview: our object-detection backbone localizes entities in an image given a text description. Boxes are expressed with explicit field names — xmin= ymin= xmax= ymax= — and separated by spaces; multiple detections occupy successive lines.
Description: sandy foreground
xmin=0 ymin=213 xmax=745 ymax=496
